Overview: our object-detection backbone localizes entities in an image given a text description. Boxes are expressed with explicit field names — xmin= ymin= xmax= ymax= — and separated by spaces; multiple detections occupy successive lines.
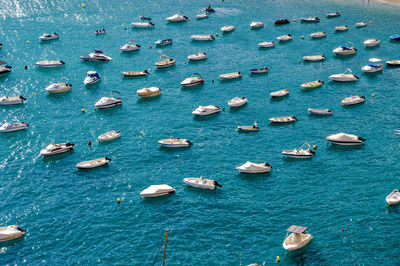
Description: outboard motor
xmin=213 ymin=181 xmax=222 ymax=187
xmin=105 ymin=156 xmax=112 ymax=161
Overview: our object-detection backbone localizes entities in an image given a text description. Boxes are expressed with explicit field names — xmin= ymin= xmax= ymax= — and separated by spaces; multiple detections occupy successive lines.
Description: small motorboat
xmin=237 ymin=121 xmax=259 ymax=132
xmin=283 ymin=225 xmax=313 ymax=251
xmin=258 ymin=41 xmax=275 ymax=48
xmin=155 ymin=55 xmax=175 ymax=69
xmin=282 ymin=142 xmax=315 ymax=159
xmin=389 ymin=34 xmax=400 ymax=41
xmin=137 ymin=87 xmax=161 ymax=98
xmin=140 ymin=184 xmax=176 ymax=198
xmin=192 ymin=105 xmax=221 ymax=116
xmin=0 ymin=95 xmax=26 ymax=105
xmin=386 ymin=60 xmax=400 ymax=67
xmin=250 ymin=21 xmax=264 ymax=28
xmin=269 ymin=116 xmax=297 ymax=123
xmin=236 ymin=161 xmax=272 ymax=174
xmin=158 ymin=137 xmax=192 ymax=148
xmin=219 ymin=72 xmax=242 ymax=80
xmin=180 ymin=73 xmax=204 ymax=87
xmin=76 ymin=157 xmax=111 ymax=169
xmin=333 ymin=45 xmax=357 ymax=55
xmin=274 ymin=19 xmax=290 ymax=25
xmin=191 ymin=35 xmax=215 ymax=41
xmin=303 ymin=55 xmax=326 ymax=62
xmin=221 ymin=25 xmax=235 ymax=32
xmin=166 ymin=13 xmax=190 ymax=22
xmin=84 ymin=71 xmax=101 ymax=85
xmin=81 ymin=50 xmax=112 ymax=61
xmin=0 ymin=65 xmax=11 ymax=75
xmin=155 ymin=38 xmax=172 ymax=47
xmin=362 ymin=64 xmax=383 ymax=73
xmin=300 ymin=17 xmax=320 ymax=22
xmin=0 ymin=224 xmax=26 ymax=242
xmin=369 ymin=58 xmax=382 ymax=62
xmin=122 ymin=70 xmax=149 ymax=77
xmin=310 ymin=32 xmax=327 ymax=39
xmin=250 ymin=67 xmax=268 ymax=74
xmin=277 ymin=34 xmax=292 ymax=41
xmin=0 ymin=121 xmax=28 ymax=133
xmin=203 ymin=6 xmax=215 ymax=12
xmin=40 ymin=142 xmax=74 ymax=157
xmin=98 ymin=130 xmax=121 ymax=142
xmin=386 ymin=189 xmax=400 ymax=206
xmin=335 ymin=25 xmax=349 ymax=31
xmin=39 ymin=32 xmax=59 ymax=41
xmin=329 ymin=68 xmax=359 ymax=82
xmin=341 ymin=95 xmax=365 ymax=106
xmin=45 ymin=82 xmax=72 ymax=94
xmin=196 ymin=13 xmax=208 ymax=19
xmin=131 ymin=22 xmax=155 ymax=28
xmin=94 ymin=29 xmax=106 ymax=35
xmin=183 ymin=177 xmax=221 ymax=190
xmin=327 ymin=12 xmax=340 ymax=17
xmin=35 ymin=60 xmax=65 ymax=67
xmin=228 ymin=96 xmax=248 ymax=108
xmin=307 ymin=108 xmax=333 ymax=116
xmin=326 ymin=132 xmax=366 ymax=145
xmin=95 ymin=91 xmax=122 ymax=109
xmin=187 ymin=52 xmax=207 ymax=61
xmin=364 ymin=38 xmax=380 ymax=47
xmin=120 ymin=40 xmax=141 ymax=52
xmin=140 ymin=15 xmax=151 ymax=20
xmin=301 ymin=80 xmax=323 ymax=89
xmin=270 ymin=89 xmax=289 ymax=98
xmin=356 ymin=21 xmax=367 ymax=27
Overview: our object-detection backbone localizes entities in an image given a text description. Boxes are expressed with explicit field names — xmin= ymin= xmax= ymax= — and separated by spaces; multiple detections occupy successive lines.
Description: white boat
xmin=335 ymin=25 xmax=349 ymax=31
xmin=183 ymin=177 xmax=221 ymax=190
xmin=180 ymin=73 xmax=204 ymax=87
xmin=333 ymin=45 xmax=357 ymax=55
xmin=219 ymin=72 xmax=242 ymax=80
xmin=277 ymin=34 xmax=292 ymax=41
xmin=0 ymin=224 xmax=26 ymax=242
xmin=155 ymin=38 xmax=173 ymax=47
xmin=98 ymin=130 xmax=121 ymax=142
xmin=270 ymin=89 xmax=289 ymax=98
xmin=258 ymin=41 xmax=275 ymax=48
xmin=0 ymin=65 xmax=11 ymax=74
xmin=0 ymin=95 xmax=26 ymax=105
xmin=221 ymin=25 xmax=235 ymax=32
xmin=40 ymin=142 xmax=74 ymax=157
xmin=236 ymin=161 xmax=272 ymax=174
xmin=228 ymin=96 xmax=248 ymax=107
xmin=76 ymin=157 xmax=111 ymax=169
xmin=362 ymin=64 xmax=383 ymax=73
xmin=326 ymin=132 xmax=365 ymax=145
xmin=283 ymin=225 xmax=313 ymax=251
xmin=356 ymin=21 xmax=367 ymax=27
xmin=386 ymin=60 xmax=400 ymax=67
xmin=327 ymin=12 xmax=340 ymax=17
xmin=196 ymin=13 xmax=208 ymax=19
xmin=45 ymin=82 xmax=72 ymax=94
xmin=307 ymin=108 xmax=333 ymax=116
xmin=0 ymin=121 xmax=28 ymax=133
xmin=301 ymin=80 xmax=323 ymax=89
xmin=300 ymin=17 xmax=320 ymax=22
xmin=237 ymin=121 xmax=259 ymax=132
xmin=329 ymin=68 xmax=359 ymax=82
xmin=250 ymin=67 xmax=268 ymax=74
xmin=192 ymin=105 xmax=221 ymax=116
xmin=191 ymin=35 xmax=215 ymax=41
xmin=386 ymin=189 xmax=400 ymax=206
xmin=250 ymin=21 xmax=264 ymax=28
xmin=35 ymin=60 xmax=65 ymax=67
xmin=282 ymin=142 xmax=315 ymax=159
xmin=155 ymin=55 xmax=176 ymax=69
xmin=84 ymin=71 xmax=101 ymax=85
xmin=187 ymin=52 xmax=207 ymax=61
xmin=341 ymin=95 xmax=365 ymax=106
xmin=310 ymin=32 xmax=327 ymax=38
xmin=131 ymin=22 xmax=154 ymax=28
xmin=158 ymin=137 xmax=192 ymax=148
xmin=269 ymin=116 xmax=297 ymax=123
xmin=120 ymin=40 xmax=140 ymax=52
xmin=137 ymin=87 xmax=161 ymax=98
xmin=364 ymin=38 xmax=380 ymax=47
xmin=140 ymin=184 xmax=176 ymax=198
xmin=81 ymin=50 xmax=112 ymax=61
xmin=369 ymin=58 xmax=382 ymax=63
xmin=95 ymin=96 xmax=122 ymax=109
xmin=122 ymin=70 xmax=149 ymax=77
xmin=166 ymin=13 xmax=190 ymax=22
xmin=39 ymin=32 xmax=59 ymax=41
xmin=303 ymin=55 xmax=326 ymax=62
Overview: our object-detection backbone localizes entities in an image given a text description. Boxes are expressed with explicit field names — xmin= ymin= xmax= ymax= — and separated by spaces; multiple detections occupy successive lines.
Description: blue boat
xmin=389 ymin=34 xmax=400 ymax=41
xmin=203 ymin=5 xmax=215 ymax=12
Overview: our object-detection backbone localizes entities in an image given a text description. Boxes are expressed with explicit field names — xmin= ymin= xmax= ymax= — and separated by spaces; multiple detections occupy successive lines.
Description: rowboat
xmin=76 ymin=157 xmax=111 ymax=169
xmin=301 ymin=80 xmax=323 ymax=89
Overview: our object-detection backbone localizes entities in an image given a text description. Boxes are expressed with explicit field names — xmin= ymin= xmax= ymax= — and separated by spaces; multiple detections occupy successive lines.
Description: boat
xmin=95 ymin=94 xmax=122 ymax=109
xmin=221 ymin=25 xmax=235 ymax=32
xmin=274 ymin=19 xmax=290 ymax=25
xmin=300 ymin=17 xmax=320 ymax=22
xmin=277 ymin=34 xmax=292 ymax=41
xmin=0 ymin=224 xmax=26 ymax=242
xmin=250 ymin=67 xmax=268 ymax=74
xmin=98 ymin=130 xmax=121 ymax=142
xmin=250 ymin=21 xmax=264 ymax=28
xmin=84 ymin=71 xmax=101 ymax=85
xmin=326 ymin=132 xmax=366 ymax=145
xmin=140 ymin=15 xmax=151 ymax=20
xmin=187 ymin=52 xmax=207 ymax=61
xmin=341 ymin=95 xmax=365 ymax=106
xmin=35 ymin=60 xmax=65 ymax=67
xmin=301 ymin=80 xmax=323 ymax=89
xmin=192 ymin=105 xmax=221 ymax=116
xmin=45 ymin=82 xmax=72 ymax=94
xmin=155 ymin=55 xmax=176 ymax=69
xmin=166 ymin=13 xmax=189 ymax=22
xmin=183 ymin=177 xmax=221 ymax=190
xmin=228 ymin=96 xmax=248 ymax=108
xmin=386 ymin=60 xmax=400 ymax=67
xmin=80 ymin=50 xmax=112 ymax=61
xmin=180 ymin=73 xmax=204 ymax=87
xmin=310 ymin=32 xmax=327 ymax=39
xmin=137 ymin=87 xmax=161 ymax=98
xmin=0 ymin=95 xmax=27 ymax=105
xmin=258 ymin=41 xmax=275 ymax=48
xmin=158 ymin=137 xmax=192 ymax=148
xmin=40 ymin=142 xmax=74 ymax=157
xmin=0 ymin=65 xmax=11 ymax=74
xmin=303 ymin=55 xmax=326 ymax=62
xmin=196 ymin=13 xmax=208 ymax=19
xmin=327 ymin=12 xmax=340 ymax=17
xmin=386 ymin=189 xmax=400 ymax=206
xmin=203 ymin=6 xmax=215 ymax=12
xmin=0 ymin=122 xmax=29 ymax=133
xmin=269 ymin=116 xmax=297 ymax=123
xmin=76 ymin=157 xmax=111 ymax=169
xmin=362 ymin=64 xmax=383 ymax=73
xmin=334 ymin=25 xmax=349 ymax=31
xmin=155 ymin=38 xmax=172 ymax=47
xmin=131 ymin=22 xmax=154 ymax=28
xmin=120 ymin=40 xmax=141 ymax=52
xmin=307 ymin=108 xmax=333 ymax=116
xmin=94 ymin=29 xmax=106 ymax=35
xmin=237 ymin=121 xmax=259 ymax=132
xmin=270 ymin=89 xmax=289 ymax=98
xmin=236 ymin=161 xmax=272 ymax=174
xmin=356 ymin=21 xmax=367 ymax=27
xmin=122 ymin=70 xmax=149 ymax=77
xmin=191 ymin=35 xmax=215 ymax=41
xmin=39 ymin=32 xmax=59 ymax=41
xmin=283 ymin=225 xmax=313 ymax=251
xmin=219 ymin=72 xmax=242 ymax=80
xmin=333 ymin=45 xmax=357 ymax=55
xmin=329 ymin=68 xmax=359 ymax=82
xmin=282 ymin=142 xmax=315 ymax=159
xmin=364 ymin=38 xmax=380 ymax=47
xmin=389 ymin=34 xmax=400 ymax=41
xmin=140 ymin=184 xmax=176 ymax=198
xmin=369 ymin=58 xmax=382 ymax=62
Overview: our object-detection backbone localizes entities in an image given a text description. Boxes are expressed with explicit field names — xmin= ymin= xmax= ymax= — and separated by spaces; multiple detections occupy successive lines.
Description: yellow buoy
xmin=235 ymin=129 xmax=238 ymax=132
xmin=293 ymin=18 xmax=296 ymax=22
xmin=313 ymin=145 xmax=317 ymax=149
xmin=369 ymin=20 xmax=372 ymax=24
xmin=34 ymin=93 xmax=37 ymax=96
xmin=301 ymin=35 xmax=304 ymax=39
xmin=216 ymin=33 xmax=219 ymax=36
xmin=26 ymin=40 xmax=30 ymax=44
xmin=117 ymin=198 xmax=121 ymax=204
xmin=277 ymin=256 xmax=280 ymax=262
xmin=82 ymin=3 xmax=85 ymax=8
xmin=81 ymin=108 xmax=85 ymax=112
xmin=372 ymin=94 xmax=375 ymax=98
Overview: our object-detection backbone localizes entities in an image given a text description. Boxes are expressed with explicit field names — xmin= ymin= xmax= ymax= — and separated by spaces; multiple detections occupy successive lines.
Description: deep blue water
xmin=1 ymin=0 xmax=400 ymax=264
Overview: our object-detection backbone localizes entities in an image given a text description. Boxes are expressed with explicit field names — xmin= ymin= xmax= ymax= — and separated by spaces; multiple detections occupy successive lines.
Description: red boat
xmin=274 ymin=19 xmax=290 ymax=25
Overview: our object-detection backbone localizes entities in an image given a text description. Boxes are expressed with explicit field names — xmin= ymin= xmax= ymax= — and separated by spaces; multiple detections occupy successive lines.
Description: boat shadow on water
xmin=332 ymin=54 xmax=357 ymax=61
xmin=270 ymin=95 xmax=289 ymax=102
xmin=155 ymin=65 xmax=176 ymax=72
xmin=193 ymin=112 xmax=221 ymax=121
xmin=237 ymin=172 xmax=271 ymax=179
xmin=387 ymin=204 xmax=399 ymax=213
xmin=0 ymin=236 xmax=25 ymax=248
xmin=35 ymin=66 xmax=65 ymax=72
xmin=137 ymin=94 xmax=162 ymax=104
xmin=183 ymin=185 xmax=219 ymax=194
xmin=74 ymin=164 xmax=109 ymax=175
xmin=229 ymin=105 xmax=247 ymax=113
xmin=140 ymin=193 xmax=175 ymax=203
xmin=326 ymin=144 xmax=364 ymax=151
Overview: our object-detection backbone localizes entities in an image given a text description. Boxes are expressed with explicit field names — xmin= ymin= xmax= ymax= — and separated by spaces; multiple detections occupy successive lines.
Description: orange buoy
xmin=372 ymin=94 xmax=375 ymax=98
xmin=117 ymin=198 xmax=121 ymax=204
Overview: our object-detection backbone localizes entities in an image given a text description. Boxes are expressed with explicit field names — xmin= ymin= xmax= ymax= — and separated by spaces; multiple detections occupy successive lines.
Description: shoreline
xmin=371 ymin=0 xmax=400 ymax=6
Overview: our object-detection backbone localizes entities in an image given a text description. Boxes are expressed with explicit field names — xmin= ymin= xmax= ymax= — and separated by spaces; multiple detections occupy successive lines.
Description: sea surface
xmin=0 ymin=0 xmax=400 ymax=265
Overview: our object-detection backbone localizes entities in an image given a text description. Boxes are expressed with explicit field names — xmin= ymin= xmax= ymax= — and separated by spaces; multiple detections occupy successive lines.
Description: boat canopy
xmin=367 ymin=64 xmax=380 ymax=68
xmin=287 ymin=225 xmax=307 ymax=234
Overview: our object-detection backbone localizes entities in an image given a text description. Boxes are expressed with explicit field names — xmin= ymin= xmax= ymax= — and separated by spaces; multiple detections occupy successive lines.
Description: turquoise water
xmin=1 ymin=0 xmax=400 ymax=264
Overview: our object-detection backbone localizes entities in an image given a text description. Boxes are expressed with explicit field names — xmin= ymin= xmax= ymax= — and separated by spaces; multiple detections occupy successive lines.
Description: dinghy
xmin=120 ymin=40 xmax=140 ymax=52
xmin=191 ymin=35 xmax=215 ymax=41
xmin=364 ymin=38 xmax=380 ymax=47
xmin=39 ymin=32 xmax=59 ymax=41
xmin=300 ymin=17 xmax=320 ymax=22
xmin=155 ymin=38 xmax=172 ymax=47
xmin=84 ymin=71 xmax=101 ymax=85
xmin=158 ymin=137 xmax=192 ymax=148
xmin=327 ymin=12 xmax=340 ymax=17
xmin=95 ymin=94 xmax=122 ymax=109
xmin=192 ymin=105 xmax=221 ymax=116
xmin=269 ymin=116 xmax=297 ymax=123
xmin=277 ymin=34 xmax=292 ymax=41
xmin=131 ymin=22 xmax=154 ymax=28
xmin=0 ymin=122 xmax=29 ymax=133
xmin=45 ymin=82 xmax=72 ymax=94
xmin=341 ymin=95 xmax=365 ymax=106
xmin=0 ymin=65 xmax=11 ymax=74
xmin=137 ymin=87 xmax=161 ymax=98
xmin=183 ymin=177 xmax=221 ymax=190
xmin=333 ymin=45 xmax=357 ymax=55
xmin=301 ymin=80 xmax=323 ymax=89
xmin=274 ymin=19 xmax=290 ymax=25
xmin=283 ymin=225 xmax=313 ymax=251
xmin=76 ymin=157 xmax=111 ymax=169
xmin=303 ymin=55 xmax=326 ymax=62
xmin=219 ymin=72 xmax=242 ymax=80
xmin=250 ymin=67 xmax=268 ymax=74
xmin=335 ymin=25 xmax=348 ymax=31
xmin=307 ymin=108 xmax=333 ymax=116
xmin=356 ymin=21 xmax=367 ymax=27
xmin=203 ymin=6 xmax=215 ymax=12
xmin=35 ymin=60 xmax=65 ymax=67
xmin=362 ymin=64 xmax=383 ymax=73
xmin=310 ymin=32 xmax=327 ymax=39
xmin=237 ymin=121 xmax=259 ymax=132
xmin=326 ymin=132 xmax=365 ymax=145
xmin=155 ymin=55 xmax=175 ymax=69
xmin=386 ymin=60 xmax=400 ymax=67
xmin=386 ymin=189 xmax=400 ymax=206
xmin=187 ymin=52 xmax=207 ymax=61
xmin=0 ymin=224 xmax=26 ymax=242
xmin=140 ymin=184 xmax=176 ymax=198
xmin=236 ymin=161 xmax=272 ymax=174
xmin=228 ymin=97 xmax=248 ymax=108
xmin=329 ymin=68 xmax=359 ymax=82
xmin=389 ymin=34 xmax=400 ymax=41
xmin=166 ymin=13 xmax=189 ymax=22
xmin=270 ymin=89 xmax=289 ymax=98
xmin=221 ymin=25 xmax=235 ymax=32
xmin=196 ymin=13 xmax=208 ymax=19
xmin=98 ymin=130 xmax=121 ymax=142
xmin=40 ymin=142 xmax=74 ymax=157
xmin=122 ymin=70 xmax=149 ymax=77
xmin=250 ymin=21 xmax=264 ymax=28
xmin=180 ymin=73 xmax=204 ymax=87
xmin=282 ymin=142 xmax=315 ymax=159
xmin=0 ymin=95 xmax=26 ymax=105
xmin=258 ymin=41 xmax=275 ymax=48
